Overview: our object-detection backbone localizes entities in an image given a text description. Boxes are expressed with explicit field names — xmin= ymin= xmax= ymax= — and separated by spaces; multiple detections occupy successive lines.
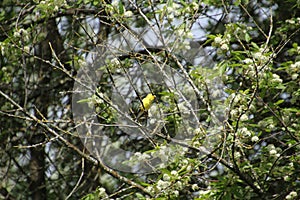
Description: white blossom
xmin=171 ymin=170 xmax=178 ymax=176
xmin=272 ymin=74 xmax=282 ymax=84
xmin=54 ymin=5 xmax=59 ymax=12
xmin=244 ymin=58 xmax=253 ymax=64
xmin=286 ymin=191 xmax=298 ymax=200
xmin=191 ymin=2 xmax=199 ymax=11
xmin=251 ymin=136 xmax=259 ymax=142
xmin=182 ymin=159 xmax=189 ymax=165
xmin=291 ymin=73 xmax=298 ymax=80
xmin=134 ymin=152 xmax=142 ymax=157
xmin=163 ymin=173 xmax=170 ymax=181
xmin=14 ymin=31 xmax=21 ymax=38
xmin=98 ymin=187 xmax=107 ymax=197
xmin=291 ymin=61 xmax=300 ymax=69
xmin=186 ymin=31 xmax=193 ymax=38
xmin=24 ymin=46 xmax=30 ymax=53
xmin=199 ymin=190 xmax=210 ymax=195
xmin=111 ymin=1 xmax=118 ymax=7
xmin=221 ymin=43 xmax=229 ymax=51
xmin=192 ymin=184 xmax=199 ymax=191
xmin=167 ymin=13 xmax=174 ymax=20
xmin=173 ymin=190 xmax=179 ymax=197
xmin=230 ymin=109 xmax=238 ymax=117
xmin=284 ymin=175 xmax=290 ymax=181
xmin=290 ymin=191 xmax=297 ymax=197
xmin=183 ymin=40 xmax=191 ymax=50
xmin=124 ymin=11 xmax=133 ymax=17
xmin=177 ymin=28 xmax=184 ymax=36
xmin=269 ymin=149 xmax=277 ymax=155
xmin=240 ymin=114 xmax=249 ymax=121
xmin=214 ymin=37 xmax=222 ymax=45
xmin=234 ymin=152 xmax=241 ymax=158
xmin=111 ymin=57 xmax=121 ymax=66
xmin=186 ymin=165 xmax=192 ymax=171
xmin=286 ymin=19 xmax=296 ymax=24
xmin=175 ymin=181 xmax=183 ymax=189
xmin=157 ymin=180 xmax=170 ymax=190
xmin=241 ymin=127 xmax=251 ymax=137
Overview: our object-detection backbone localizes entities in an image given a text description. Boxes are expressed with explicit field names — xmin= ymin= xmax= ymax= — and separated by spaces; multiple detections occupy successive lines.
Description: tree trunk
xmin=28 ymin=18 xmax=64 ymax=200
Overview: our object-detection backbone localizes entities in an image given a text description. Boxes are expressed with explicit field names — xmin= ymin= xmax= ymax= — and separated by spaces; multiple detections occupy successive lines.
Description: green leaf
xmin=251 ymin=42 xmax=259 ymax=49
xmin=135 ymin=193 xmax=146 ymax=200
xmin=274 ymin=99 xmax=284 ymax=105
xmin=283 ymin=108 xmax=300 ymax=113
xmin=118 ymin=1 xmax=124 ymax=14
xmin=77 ymin=98 xmax=91 ymax=103
xmin=245 ymin=33 xmax=251 ymax=42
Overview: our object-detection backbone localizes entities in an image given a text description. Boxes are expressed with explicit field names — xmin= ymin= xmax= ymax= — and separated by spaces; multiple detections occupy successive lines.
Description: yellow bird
xmin=136 ymin=93 xmax=156 ymax=120
xmin=139 ymin=93 xmax=156 ymax=111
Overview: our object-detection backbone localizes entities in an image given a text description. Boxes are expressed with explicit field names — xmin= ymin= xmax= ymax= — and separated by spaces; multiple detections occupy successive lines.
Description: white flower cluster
xmin=242 ymin=47 xmax=271 ymax=79
xmin=234 ymin=151 xmax=241 ymax=158
xmin=251 ymin=136 xmax=259 ymax=142
xmin=0 ymin=42 xmax=6 ymax=56
xmin=14 ymin=28 xmax=30 ymax=41
xmin=172 ymin=27 xmax=193 ymax=50
xmin=198 ymin=187 xmax=215 ymax=197
xmin=252 ymin=48 xmax=269 ymax=64
xmin=134 ymin=152 xmax=151 ymax=160
xmin=146 ymin=168 xmax=185 ymax=197
xmin=214 ymin=35 xmax=229 ymax=52
xmin=225 ymin=23 xmax=252 ymax=42
xmin=239 ymin=127 xmax=252 ymax=138
xmin=110 ymin=57 xmax=121 ymax=66
xmin=157 ymin=179 xmax=171 ymax=190
xmin=216 ymin=23 xmax=254 ymax=53
xmin=165 ymin=3 xmax=182 ymax=21
xmin=240 ymin=114 xmax=249 ymax=121
xmin=290 ymin=61 xmax=300 ymax=80
xmin=285 ymin=17 xmax=300 ymax=24
xmin=267 ymin=144 xmax=281 ymax=158
xmin=191 ymin=2 xmax=199 ymax=11
xmin=284 ymin=175 xmax=290 ymax=181
xmin=124 ymin=151 xmax=152 ymax=168
xmin=286 ymin=191 xmax=298 ymax=200
xmin=229 ymin=93 xmax=252 ymax=121
xmin=271 ymin=73 xmax=283 ymax=84
xmin=37 ymin=0 xmax=66 ymax=12
xmin=291 ymin=73 xmax=298 ymax=80
xmin=110 ymin=1 xmax=133 ymax=18
xmin=97 ymin=187 xmax=108 ymax=198
xmin=176 ymin=28 xmax=193 ymax=38
xmin=123 ymin=10 xmax=133 ymax=17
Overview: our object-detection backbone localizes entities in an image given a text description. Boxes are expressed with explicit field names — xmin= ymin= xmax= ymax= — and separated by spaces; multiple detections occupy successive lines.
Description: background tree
xmin=1 ymin=0 xmax=300 ymax=199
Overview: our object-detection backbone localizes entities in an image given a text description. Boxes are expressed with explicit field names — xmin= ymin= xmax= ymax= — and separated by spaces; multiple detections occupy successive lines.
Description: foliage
xmin=1 ymin=0 xmax=300 ymax=199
